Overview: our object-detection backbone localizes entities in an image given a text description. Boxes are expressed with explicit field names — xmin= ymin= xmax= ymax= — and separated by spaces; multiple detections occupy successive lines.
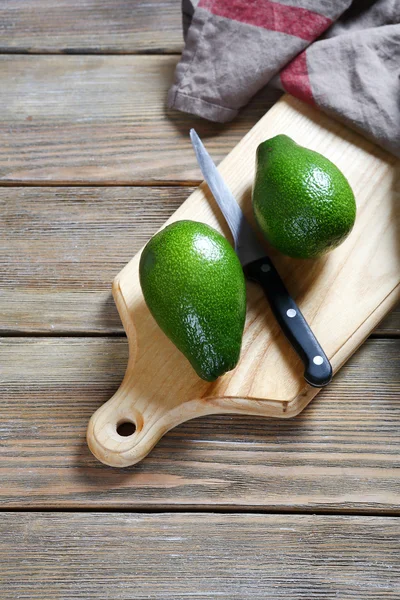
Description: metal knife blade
xmin=190 ymin=129 xmax=266 ymax=267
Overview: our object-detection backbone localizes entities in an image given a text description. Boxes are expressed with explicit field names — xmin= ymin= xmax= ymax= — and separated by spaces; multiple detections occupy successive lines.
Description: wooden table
xmin=1 ymin=2 xmax=399 ymax=598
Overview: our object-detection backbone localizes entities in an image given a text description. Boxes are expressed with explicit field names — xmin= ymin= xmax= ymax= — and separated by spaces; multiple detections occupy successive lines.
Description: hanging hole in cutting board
xmin=116 ymin=421 xmax=136 ymax=437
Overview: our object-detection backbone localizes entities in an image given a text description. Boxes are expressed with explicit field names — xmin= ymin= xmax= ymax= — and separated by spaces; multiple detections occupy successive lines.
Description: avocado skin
xmin=253 ymin=135 xmax=357 ymax=259
xmin=139 ymin=220 xmax=246 ymax=382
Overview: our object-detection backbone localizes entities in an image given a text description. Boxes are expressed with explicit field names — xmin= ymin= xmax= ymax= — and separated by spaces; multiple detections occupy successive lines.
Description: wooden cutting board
xmin=87 ymin=95 xmax=400 ymax=467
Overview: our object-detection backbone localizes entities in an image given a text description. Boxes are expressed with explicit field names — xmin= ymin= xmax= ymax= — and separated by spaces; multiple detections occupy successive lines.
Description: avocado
xmin=139 ymin=220 xmax=246 ymax=381
xmin=253 ymin=135 xmax=356 ymax=259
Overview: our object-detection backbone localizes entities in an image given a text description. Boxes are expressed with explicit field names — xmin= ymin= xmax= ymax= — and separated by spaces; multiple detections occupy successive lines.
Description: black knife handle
xmin=244 ymin=257 xmax=332 ymax=388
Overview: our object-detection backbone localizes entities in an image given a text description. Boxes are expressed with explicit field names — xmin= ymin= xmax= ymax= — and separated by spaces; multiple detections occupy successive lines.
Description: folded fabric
xmin=168 ymin=0 xmax=400 ymax=157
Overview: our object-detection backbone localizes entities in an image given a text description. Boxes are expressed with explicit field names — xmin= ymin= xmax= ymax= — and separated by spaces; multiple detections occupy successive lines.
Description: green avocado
xmin=253 ymin=135 xmax=356 ymax=259
xmin=139 ymin=220 xmax=246 ymax=382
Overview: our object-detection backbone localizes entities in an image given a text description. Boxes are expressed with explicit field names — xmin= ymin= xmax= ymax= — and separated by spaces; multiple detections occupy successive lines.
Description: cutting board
xmin=87 ymin=95 xmax=400 ymax=468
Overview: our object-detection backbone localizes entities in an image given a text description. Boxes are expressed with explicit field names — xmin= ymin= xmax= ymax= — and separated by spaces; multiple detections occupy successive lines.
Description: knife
xmin=190 ymin=129 xmax=332 ymax=388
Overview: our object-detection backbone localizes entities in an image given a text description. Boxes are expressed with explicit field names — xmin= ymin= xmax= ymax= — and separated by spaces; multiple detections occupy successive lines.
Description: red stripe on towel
xmin=199 ymin=0 xmax=332 ymax=42
xmin=281 ymin=50 xmax=315 ymax=105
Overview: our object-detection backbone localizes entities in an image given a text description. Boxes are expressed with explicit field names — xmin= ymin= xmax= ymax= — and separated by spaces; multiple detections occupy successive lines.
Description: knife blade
xmin=190 ymin=129 xmax=332 ymax=388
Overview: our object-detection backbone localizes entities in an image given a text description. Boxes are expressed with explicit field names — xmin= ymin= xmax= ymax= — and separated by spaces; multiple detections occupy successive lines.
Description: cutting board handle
xmin=87 ymin=381 xmax=148 ymax=467
xmin=87 ymin=374 xmax=203 ymax=468
xmin=86 ymin=364 xmax=305 ymax=467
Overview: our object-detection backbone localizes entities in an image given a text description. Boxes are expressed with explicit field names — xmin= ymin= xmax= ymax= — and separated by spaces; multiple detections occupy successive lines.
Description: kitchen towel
xmin=168 ymin=0 xmax=400 ymax=157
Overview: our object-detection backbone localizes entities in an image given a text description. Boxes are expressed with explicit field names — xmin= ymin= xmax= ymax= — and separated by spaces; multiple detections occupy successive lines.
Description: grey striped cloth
xmin=168 ymin=0 xmax=400 ymax=157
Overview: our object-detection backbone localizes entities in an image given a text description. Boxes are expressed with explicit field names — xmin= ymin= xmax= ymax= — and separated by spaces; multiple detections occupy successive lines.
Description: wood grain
xmin=1 ymin=513 xmax=399 ymax=599
xmin=0 ymin=0 xmax=183 ymax=54
xmin=0 ymin=186 xmax=189 ymax=333
xmin=1 ymin=337 xmax=399 ymax=509
xmin=2 ymin=186 xmax=397 ymax=335
xmin=0 ymin=55 xmax=281 ymax=184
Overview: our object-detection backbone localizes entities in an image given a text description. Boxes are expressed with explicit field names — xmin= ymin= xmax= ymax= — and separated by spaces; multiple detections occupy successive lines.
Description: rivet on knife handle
xmin=244 ymin=257 xmax=332 ymax=387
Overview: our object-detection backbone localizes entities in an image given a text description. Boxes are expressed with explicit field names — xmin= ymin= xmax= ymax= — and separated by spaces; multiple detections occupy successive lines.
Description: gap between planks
xmin=1 ymin=506 xmax=400 ymax=517
xmin=1 ymin=331 xmax=398 ymax=338
xmin=0 ymin=49 xmax=183 ymax=56
xmin=0 ymin=181 xmax=201 ymax=188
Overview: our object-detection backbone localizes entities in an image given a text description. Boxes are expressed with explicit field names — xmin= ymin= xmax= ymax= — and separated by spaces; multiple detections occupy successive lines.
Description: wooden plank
xmin=2 ymin=186 xmax=398 ymax=335
xmin=1 ymin=337 xmax=399 ymax=510
xmin=0 ymin=186 xmax=188 ymax=334
xmin=374 ymin=308 xmax=400 ymax=335
xmin=1 ymin=513 xmax=399 ymax=599
xmin=0 ymin=55 xmax=281 ymax=184
xmin=0 ymin=0 xmax=183 ymax=54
